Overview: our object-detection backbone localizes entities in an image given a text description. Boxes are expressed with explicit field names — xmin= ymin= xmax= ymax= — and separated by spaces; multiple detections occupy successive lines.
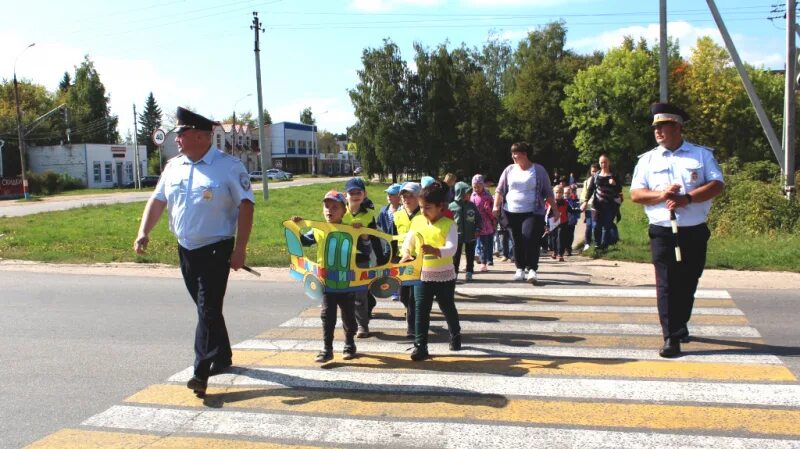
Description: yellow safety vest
xmin=343 ymin=206 xmax=377 ymax=227
xmin=408 ymin=215 xmax=454 ymax=269
xmin=393 ymin=207 xmax=420 ymax=246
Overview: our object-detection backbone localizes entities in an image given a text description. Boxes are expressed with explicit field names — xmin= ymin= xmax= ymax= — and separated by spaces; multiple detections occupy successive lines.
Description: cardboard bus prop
xmin=283 ymin=220 xmax=423 ymax=300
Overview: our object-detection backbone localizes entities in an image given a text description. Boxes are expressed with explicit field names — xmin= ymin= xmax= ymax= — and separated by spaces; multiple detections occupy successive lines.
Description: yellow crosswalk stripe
xmin=298 ymin=307 xmax=751 ymax=325
xmin=126 ymin=384 xmax=800 ymax=438
xmin=26 ymin=428 xmax=340 ymax=449
xmin=223 ymin=349 xmax=796 ymax=381
xmin=255 ymin=327 xmax=765 ymax=350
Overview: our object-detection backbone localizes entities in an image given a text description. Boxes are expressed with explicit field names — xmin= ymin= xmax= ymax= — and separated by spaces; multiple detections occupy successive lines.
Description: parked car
xmin=124 ymin=175 xmax=160 ymax=188
xmin=249 ymin=171 xmax=263 ymax=181
xmin=265 ymin=169 xmax=292 ymax=180
xmin=353 ymin=167 xmax=363 ymax=175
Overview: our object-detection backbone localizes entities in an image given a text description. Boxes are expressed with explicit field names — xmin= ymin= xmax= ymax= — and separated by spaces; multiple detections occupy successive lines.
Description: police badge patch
xmin=240 ymin=172 xmax=252 ymax=191
xmin=691 ymin=171 xmax=699 ymax=182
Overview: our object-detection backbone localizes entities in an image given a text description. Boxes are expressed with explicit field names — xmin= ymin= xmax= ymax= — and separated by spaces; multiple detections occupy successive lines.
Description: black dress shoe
xmin=659 ymin=338 xmax=681 ymax=358
xmin=449 ymin=334 xmax=462 ymax=351
xmin=410 ymin=345 xmax=430 ymax=361
xmin=209 ymin=361 xmax=232 ymax=376
xmin=680 ymin=334 xmax=691 ymax=343
xmin=186 ymin=376 xmax=208 ymax=398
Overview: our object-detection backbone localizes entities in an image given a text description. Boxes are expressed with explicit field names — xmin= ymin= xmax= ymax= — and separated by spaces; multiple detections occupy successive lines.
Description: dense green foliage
xmin=25 ymin=171 xmax=84 ymax=195
xmin=137 ymin=92 xmax=163 ymax=163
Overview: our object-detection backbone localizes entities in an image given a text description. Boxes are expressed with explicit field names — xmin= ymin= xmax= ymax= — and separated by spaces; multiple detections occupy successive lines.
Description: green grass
xmin=3 ymin=182 xmax=798 ymax=272
xmin=586 ymin=188 xmax=800 ymax=272
xmin=0 ymin=181 xmax=392 ymax=267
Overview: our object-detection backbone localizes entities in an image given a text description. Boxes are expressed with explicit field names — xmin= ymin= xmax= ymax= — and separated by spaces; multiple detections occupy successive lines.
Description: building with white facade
xmin=27 ymin=143 xmax=147 ymax=188
xmin=269 ymin=122 xmax=317 ymax=174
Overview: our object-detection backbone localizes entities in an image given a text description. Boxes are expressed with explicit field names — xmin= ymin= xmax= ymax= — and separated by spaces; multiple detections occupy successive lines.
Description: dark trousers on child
xmin=453 ymin=238 xmax=476 ymax=274
xmin=399 ymin=285 xmax=416 ymax=337
xmin=414 ymin=280 xmax=460 ymax=348
xmin=321 ymin=292 xmax=357 ymax=350
xmin=477 ymin=234 xmax=494 ymax=263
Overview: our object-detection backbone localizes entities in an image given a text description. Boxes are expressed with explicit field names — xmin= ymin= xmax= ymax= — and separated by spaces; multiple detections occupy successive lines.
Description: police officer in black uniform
xmin=630 ymin=103 xmax=725 ymax=358
xmin=134 ymin=107 xmax=255 ymax=396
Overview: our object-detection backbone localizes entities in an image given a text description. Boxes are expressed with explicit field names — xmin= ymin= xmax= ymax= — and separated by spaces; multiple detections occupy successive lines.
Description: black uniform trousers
xmin=320 ymin=292 xmax=357 ymax=351
xmin=649 ymin=223 xmax=710 ymax=340
xmin=178 ymin=238 xmax=234 ymax=379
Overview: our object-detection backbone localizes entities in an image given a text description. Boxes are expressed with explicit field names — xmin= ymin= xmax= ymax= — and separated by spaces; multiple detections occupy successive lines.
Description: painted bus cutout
xmin=283 ymin=220 xmax=423 ymax=300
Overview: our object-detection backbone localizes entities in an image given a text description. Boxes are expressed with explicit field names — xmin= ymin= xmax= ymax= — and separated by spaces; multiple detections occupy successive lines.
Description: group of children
xmin=293 ymin=177 xmax=464 ymax=363
xmin=544 ymin=184 xmax=582 ymax=261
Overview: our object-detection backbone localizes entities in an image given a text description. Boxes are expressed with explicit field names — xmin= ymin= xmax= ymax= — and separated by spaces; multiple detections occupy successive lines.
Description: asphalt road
xmin=1 ymin=271 xmax=308 ymax=449
xmin=0 ymin=176 xmax=346 ymax=217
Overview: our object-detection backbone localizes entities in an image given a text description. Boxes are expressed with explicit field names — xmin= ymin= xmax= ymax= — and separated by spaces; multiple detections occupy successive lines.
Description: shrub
xmin=25 ymin=171 xmax=85 ymax=196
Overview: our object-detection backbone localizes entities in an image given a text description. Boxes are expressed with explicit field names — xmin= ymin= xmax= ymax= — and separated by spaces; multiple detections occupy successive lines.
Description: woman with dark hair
xmin=586 ymin=153 xmax=622 ymax=250
xmin=492 ymin=142 xmax=555 ymax=284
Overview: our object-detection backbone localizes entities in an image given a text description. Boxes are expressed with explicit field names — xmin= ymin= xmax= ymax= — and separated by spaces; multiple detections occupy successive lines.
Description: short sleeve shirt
xmin=153 ymin=147 xmax=255 ymax=250
xmin=631 ymin=140 xmax=724 ymax=227
xmin=497 ymin=163 xmax=553 ymax=215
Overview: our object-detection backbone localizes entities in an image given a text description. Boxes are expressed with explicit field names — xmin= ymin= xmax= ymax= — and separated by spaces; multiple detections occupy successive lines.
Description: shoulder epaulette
xmin=687 ymin=141 xmax=715 ymax=152
xmin=638 ymin=146 xmax=659 ymax=159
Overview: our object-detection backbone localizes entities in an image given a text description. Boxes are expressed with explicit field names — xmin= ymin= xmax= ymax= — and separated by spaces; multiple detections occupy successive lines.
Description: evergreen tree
xmin=137 ymin=92 xmax=163 ymax=159
xmin=66 ymin=55 xmax=119 ymax=143
xmin=58 ymin=72 xmax=71 ymax=93
xmin=300 ymin=107 xmax=315 ymax=125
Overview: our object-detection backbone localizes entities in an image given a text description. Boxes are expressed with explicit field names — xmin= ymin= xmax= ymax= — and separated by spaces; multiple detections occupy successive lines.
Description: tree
xmin=0 ymin=79 xmax=57 ymax=176
xmin=300 ymin=107 xmax=315 ymax=125
xmin=58 ymin=72 xmax=71 ymax=93
xmin=317 ymin=130 xmax=338 ymax=154
xmin=137 ymin=92 xmax=162 ymax=160
xmin=562 ymin=42 xmax=658 ymax=177
xmin=261 ymin=108 xmax=272 ymax=125
xmin=502 ymin=22 xmax=581 ymax=172
xmin=66 ymin=55 xmax=119 ymax=143
xmin=349 ymin=39 xmax=413 ymax=181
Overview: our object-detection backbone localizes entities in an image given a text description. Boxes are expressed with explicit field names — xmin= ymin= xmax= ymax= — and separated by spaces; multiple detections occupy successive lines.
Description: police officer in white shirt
xmin=630 ymin=103 xmax=724 ymax=358
xmin=133 ymin=107 xmax=255 ymax=396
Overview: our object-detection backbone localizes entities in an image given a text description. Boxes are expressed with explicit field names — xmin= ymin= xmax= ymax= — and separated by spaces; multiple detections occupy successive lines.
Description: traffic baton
xmin=670 ymin=209 xmax=682 ymax=262
xmin=242 ymin=265 xmax=261 ymax=277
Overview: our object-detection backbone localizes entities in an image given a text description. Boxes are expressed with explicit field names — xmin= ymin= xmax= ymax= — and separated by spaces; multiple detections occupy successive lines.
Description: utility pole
xmin=252 ymin=11 xmax=269 ymax=201
xmin=659 ymin=0 xmax=668 ymax=102
xmin=13 ymin=43 xmax=34 ymax=199
xmin=785 ymin=0 xmax=797 ymax=201
xmin=132 ymin=104 xmax=141 ymax=189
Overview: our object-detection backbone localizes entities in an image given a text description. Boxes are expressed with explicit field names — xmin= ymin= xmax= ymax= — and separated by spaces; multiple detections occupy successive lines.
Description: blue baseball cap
xmin=420 ymin=176 xmax=435 ymax=188
xmin=400 ymin=182 xmax=421 ymax=195
xmin=345 ymin=177 xmax=366 ymax=192
xmin=322 ymin=190 xmax=346 ymax=204
xmin=384 ymin=183 xmax=402 ymax=195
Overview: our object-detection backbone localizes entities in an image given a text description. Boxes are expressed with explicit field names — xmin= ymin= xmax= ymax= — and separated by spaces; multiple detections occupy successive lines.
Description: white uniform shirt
xmin=153 ymin=147 xmax=255 ymax=250
xmin=631 ymin=140 xmax=724 ymax=227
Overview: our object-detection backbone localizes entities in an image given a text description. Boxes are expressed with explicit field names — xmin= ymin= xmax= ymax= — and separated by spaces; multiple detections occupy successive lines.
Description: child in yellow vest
xmin=394 ymin=182 xmax=422 ymax=339
xmin=291 ymin=190 xmax=358 ymax=363
xmin=342 ymin=177 xmax=378 ymax=338
xmin=399 ymin=181 xmax=462 ymax=361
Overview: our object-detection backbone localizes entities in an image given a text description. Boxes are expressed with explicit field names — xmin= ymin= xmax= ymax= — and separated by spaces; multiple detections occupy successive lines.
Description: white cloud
xmin=270 ymin=96 xmax=354 ymax=134
xmin=1 ymin=31 xmax=199 ymax=140
xmin=350 ymin=0 xmax=446 ymax=13
xmin=461 ymin=0 xmax=572 ymax=6
xmin=568 ymin=21 xmax=784 ymax=69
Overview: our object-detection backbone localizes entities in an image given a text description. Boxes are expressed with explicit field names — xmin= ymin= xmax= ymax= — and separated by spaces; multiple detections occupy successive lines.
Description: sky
xmin=1 ymin=0 xmax=791 ymax=138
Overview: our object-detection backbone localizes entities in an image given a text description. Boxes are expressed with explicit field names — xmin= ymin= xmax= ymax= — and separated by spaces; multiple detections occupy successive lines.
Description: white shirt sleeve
xmin=400 ymin=229 xmax=416 ymax=257
xmin=438 ymin=223 xmax=458 ymax=258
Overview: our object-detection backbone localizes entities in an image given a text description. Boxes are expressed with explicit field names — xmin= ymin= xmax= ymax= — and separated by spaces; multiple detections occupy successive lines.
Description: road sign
xmin=152 ymin=128 xmax=166 ymax=146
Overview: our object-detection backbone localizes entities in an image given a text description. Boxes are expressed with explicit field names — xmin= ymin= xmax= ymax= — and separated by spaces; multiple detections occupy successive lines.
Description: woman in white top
xmin=492 ymin=142 xmax=555 ymax=284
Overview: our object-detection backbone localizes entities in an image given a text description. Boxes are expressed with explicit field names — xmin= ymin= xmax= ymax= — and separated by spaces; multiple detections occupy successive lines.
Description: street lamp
xmin=13 ymin=42 xmax=35 ymax=199
xmin=311 ymin=110 xmax=328 ymax=176
xmin=231 ymin=93 xmax=253 ymax=159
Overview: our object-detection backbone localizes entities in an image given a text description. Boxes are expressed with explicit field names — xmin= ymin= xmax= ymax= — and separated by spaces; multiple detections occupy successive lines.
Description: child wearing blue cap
xmin=343 ymin=177 xmax=379 ymax=337
xmin=291 ymin=190 xmax=358 ymax=363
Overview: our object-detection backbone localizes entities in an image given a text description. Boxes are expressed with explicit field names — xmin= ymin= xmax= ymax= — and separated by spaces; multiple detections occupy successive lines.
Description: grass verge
xmin=586 ymin=188 xmax=800 ymax=272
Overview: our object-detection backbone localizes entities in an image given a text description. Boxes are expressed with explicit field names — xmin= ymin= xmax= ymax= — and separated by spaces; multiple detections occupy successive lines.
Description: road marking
xmin=234 ymin=339 xmax=786 ymax=366
xmin=167 ymin=366 xmax=800 ymax=407
xmin=279 ymin=317 xmax=762 ymax=338
xmin=83 ymin=405 xmax=800 ymax=449
xmin=455 ymin=287 xmax=732 ymax=299
xmin=25 ymin=428 xmax=338 ymax=449
xmin=127 ymin=384 xmax=800 ymax=437
xmin=374 ymin=302 xmax=745 ymax=315
xmin=301 ymin=308 xmax=750 ymax=325
xmin=222 ymin=348 xmax=794 ymax=380
xmin=256 ymin=327 xmax=764 ymax=350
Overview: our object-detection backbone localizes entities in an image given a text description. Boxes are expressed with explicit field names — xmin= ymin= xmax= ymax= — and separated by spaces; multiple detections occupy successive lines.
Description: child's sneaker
xmin=449 ymin=334 xmax=462 ymax=351
xmin=465 ymin=272 xmax=473 ymax=281
xmin=342 ymin=345 xmax=357 ymax=360
xmin=410 ymin=345 xmax=430 ymax=361
xmin=315 ymin=350 xmax=333 ymax=363
xmin=513 ymin=269 xmax=525 ymax=281
xmin=480 ymin=264 xmax=488 ymax=272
